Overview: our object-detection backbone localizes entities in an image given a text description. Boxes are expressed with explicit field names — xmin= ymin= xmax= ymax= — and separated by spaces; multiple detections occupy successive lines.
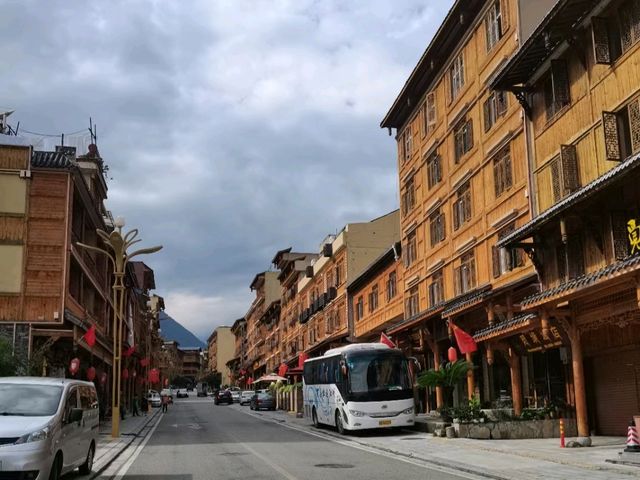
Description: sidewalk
xmin=92 ymin=408 xmax=161 ymax=478
xmin=240 ymin=406 xmax=640 ymax=480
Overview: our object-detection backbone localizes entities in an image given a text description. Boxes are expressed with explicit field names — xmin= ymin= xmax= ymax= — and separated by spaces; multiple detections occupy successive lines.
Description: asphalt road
xmin=101 ymin=397 xmax=478 ymax=480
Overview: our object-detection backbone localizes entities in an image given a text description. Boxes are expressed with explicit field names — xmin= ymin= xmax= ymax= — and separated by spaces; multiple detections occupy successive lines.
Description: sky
xmin=2 ymin=0 xmax=453 ymax=342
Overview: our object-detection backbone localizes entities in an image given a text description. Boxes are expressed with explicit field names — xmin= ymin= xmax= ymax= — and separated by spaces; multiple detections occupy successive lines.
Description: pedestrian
xmin=140 ymin=394 xmax=148 ymax=416
xmin=132 ymin=394 xmax=140 ymax=417
xmin=161 ymin=393 xmax=169 ymax=413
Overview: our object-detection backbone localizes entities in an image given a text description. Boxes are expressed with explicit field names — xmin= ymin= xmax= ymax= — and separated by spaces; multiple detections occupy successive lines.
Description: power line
xmin=19 ymin=127 xmax=89 ymax=137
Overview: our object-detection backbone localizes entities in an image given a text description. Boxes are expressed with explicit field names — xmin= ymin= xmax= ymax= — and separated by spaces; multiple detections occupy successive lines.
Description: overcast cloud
xmin=2 ymin=0 xmax=453 ymax=341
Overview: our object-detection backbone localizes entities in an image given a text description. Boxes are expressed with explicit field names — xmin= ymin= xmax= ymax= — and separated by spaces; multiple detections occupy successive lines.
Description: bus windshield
xmin=346 ymin=353 xmax=412 ymax=401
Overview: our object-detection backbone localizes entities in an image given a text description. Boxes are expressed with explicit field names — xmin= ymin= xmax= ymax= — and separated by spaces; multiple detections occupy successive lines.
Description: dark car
xmin=250 ymin=392 xmax=275 ymax=411
xmin=214 ymin=389 xmax=233 ymax=405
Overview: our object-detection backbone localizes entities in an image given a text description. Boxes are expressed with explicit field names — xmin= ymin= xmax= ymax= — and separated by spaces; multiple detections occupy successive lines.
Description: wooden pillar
xmin=433 ymin=342 xmax=443 ymax=408
xmin=466 ymin=352 xmax=475 ymax=400
xmin=508 ymin=348 xmax=523 ymax=416
xmin=569 ymin=323 xmax=589 ymax=437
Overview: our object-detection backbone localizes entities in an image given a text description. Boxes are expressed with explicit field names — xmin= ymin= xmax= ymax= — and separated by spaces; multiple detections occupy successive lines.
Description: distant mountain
xmin=159 ymin=311 xmax=206 ymax=349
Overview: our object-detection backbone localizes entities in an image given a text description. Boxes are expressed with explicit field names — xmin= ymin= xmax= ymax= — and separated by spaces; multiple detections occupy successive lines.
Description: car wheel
xmin=79 ymin=442 xmax=95 ymax=475
xmin=49 ymin=452 xmax=62 ymax=480
xmin=335 ymin=411 xmax=347 ymax=435
xmin=312 ymin=408 xmax=320 ymax=428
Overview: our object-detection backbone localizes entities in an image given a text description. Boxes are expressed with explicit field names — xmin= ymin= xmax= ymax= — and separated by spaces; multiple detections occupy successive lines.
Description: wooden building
xmin=380 ymin=0 xmax=556 ymax=412
xmin=492 ymin=0 xmax=640 ymax=436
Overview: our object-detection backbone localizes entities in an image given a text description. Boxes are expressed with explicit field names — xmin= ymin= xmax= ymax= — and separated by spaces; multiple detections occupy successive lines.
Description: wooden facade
xmin=493 ymin=0 xmax=640 ymax=436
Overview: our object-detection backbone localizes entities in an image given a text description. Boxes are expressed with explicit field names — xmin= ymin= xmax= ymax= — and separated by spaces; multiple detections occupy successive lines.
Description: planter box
xmin=455 ymin=418 xmax=577 ymax=440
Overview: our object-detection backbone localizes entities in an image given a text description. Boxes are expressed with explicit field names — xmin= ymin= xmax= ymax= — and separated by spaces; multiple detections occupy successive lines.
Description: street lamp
xmin=77 ymin=217 xmax=162 ymax=438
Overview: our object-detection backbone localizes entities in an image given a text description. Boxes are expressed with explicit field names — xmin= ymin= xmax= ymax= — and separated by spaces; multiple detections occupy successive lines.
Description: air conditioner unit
xmin=322 ymin=243 xmax=333 ymax=257
xmin=305 ymin=266 xmax=314 ymax=278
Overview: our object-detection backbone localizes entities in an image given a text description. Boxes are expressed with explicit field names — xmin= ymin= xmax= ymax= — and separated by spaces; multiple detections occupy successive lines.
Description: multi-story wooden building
xmin=244 ymin=271 xmax=280 ymax=378
xmin=381 ymin=0 xmax=550 ymax=412
xmin=227 ymin=317 xmax=247 ymax=385
xmin=493 ymin=0 xmax=640 ymax=436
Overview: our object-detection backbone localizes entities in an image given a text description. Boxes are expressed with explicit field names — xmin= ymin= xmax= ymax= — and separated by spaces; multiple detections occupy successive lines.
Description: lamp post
xmin=77 ymin=216 xmax=162 ymax=438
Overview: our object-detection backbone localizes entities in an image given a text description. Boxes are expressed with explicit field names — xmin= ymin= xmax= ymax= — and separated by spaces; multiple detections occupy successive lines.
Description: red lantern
xmin=86 ymin=366 xmax=96 ymax=381
xmin=69 ymin=358 xmax=80 ymax=375
xmin=100 ymin=372 xmax=108 ymax=385
xmin=448 ymin=346 xmax=458 ymax=363
xmin=122 ymin=368 xmax=129 ymax=379
xmin=149 ymin=368 xmax=160 ymax=384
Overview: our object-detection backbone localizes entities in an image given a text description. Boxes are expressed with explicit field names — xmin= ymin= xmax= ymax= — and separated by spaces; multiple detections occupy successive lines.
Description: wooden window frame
xmin=485 ymin=1 xmax=503 ymax=52
xmin=493 ymin=145 xmax=513 ymax=198
xmin=406 ymin=286 xmax=420 ymax=318
xmin=454 ymin=118 xmax=474 ymax=163
xmin=386 ymin=271 xmax=397 ymax=301
xmin=428 ymin=270 xmax=444 ymax=306
xmin=427 ymin=152 xmax=442 ymax=189
xmin=405 ymin=230 xmax=418 ymax=266
xmin=544 ymin=60 xmax=571 ymax=122
xmin=449 ymin=53 xmax=465 ymax=102
xmin=454 ymin=250 xmax=476 ymax=296
xmin=484 ymin=91 xmax=508 ymax=132
xmin=453 ymin=182 xmax=472 ymax=231
xmin=401 ymin=176 xmax=416 ymax=215
xmin=429 ymin=208 xmax=446 ymax=246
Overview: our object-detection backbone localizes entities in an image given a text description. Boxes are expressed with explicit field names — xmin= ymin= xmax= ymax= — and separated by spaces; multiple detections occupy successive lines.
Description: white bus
xmin=303 ymin=343 xmax=415 ymax=434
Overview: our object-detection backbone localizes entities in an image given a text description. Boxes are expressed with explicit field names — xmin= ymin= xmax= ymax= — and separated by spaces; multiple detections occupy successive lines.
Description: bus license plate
xmin=379 ymin=420 xmax=392 ymax=426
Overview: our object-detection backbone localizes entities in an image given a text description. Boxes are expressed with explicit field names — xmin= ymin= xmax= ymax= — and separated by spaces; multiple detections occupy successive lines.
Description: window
xmin=401 ymin=176 xmax=416 ymax=215
xmin=335 ymin=262 xmax=343 ymax=286
xmin=368 ymin=285 xmax=379 ymax=312
xmin=0 ymin=174 xmax=27 ymax=214
xmin=449 ymin=53 xmax=465 ymax=101
xmin=619 ymin=0 xmax=640 ymax=53
xmin=386 ymin=271 xmax=397 ymax=301
xmin=0 ymin=244 xmax=23 ymax=293
xmin=484 ymin=91 xmax=508 ymax=131
xmin=543 ymin=60 xmax=570 ymax=121
xmin=356 ymin=297 xmax=364 ymax=321
xmin=423 ymin=92 xmax=437 ymax=135
xmin=549 ymin=144 xmax=580 ymax=203
xmin=428 ymin=270 xmax=444 ymax=306
xmin=427 ymin=152 xmax=442 ymax=188
xmin=492 ymin=223 xmax=524 ymax=278
xmin=454 ymin=251 xmax=476 ymax=296
xmin=453 ymin=182 xmax=472 ymax=230
xmin=603 ymin=101 xmax=640 ymax=161
xmin=406 ymin=286 xmax=420 ymax=317
xmin=403 ymin=128 xmax=413 ymax=163
xmin=429 ymin=208 xmax=446 ymax=246
xmin=454 ymin=118 xmax=474 ymax=162
xmin=485 ymin=1 xmax=503 ymax=51
xmin=405 ymin=230 xmax=417 ymax=266
xmin=493 ymin=145 xmax=513 ymax=197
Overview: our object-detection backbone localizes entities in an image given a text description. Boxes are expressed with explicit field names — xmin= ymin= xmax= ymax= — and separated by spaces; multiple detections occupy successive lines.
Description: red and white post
xmin=559 ymin=418 xmax=565 ymax=448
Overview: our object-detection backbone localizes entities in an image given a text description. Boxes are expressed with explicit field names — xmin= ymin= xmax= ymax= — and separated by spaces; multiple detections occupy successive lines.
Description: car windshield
xmin=0 ymin=384 xmax=63 ymax=416
xmin=346 ymin=353 xmax=411 ymax=394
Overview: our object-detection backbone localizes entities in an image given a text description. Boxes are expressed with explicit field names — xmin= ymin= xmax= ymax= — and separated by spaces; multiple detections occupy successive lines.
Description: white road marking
xmin=238 ymin=407 xmax=484 ymax=479
xmin=111 ymin=411 xmax=164 ymax=480
xmin=236 ymin=440 xmax=301 ymax=480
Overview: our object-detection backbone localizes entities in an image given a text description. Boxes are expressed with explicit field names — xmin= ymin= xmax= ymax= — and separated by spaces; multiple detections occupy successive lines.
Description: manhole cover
xmin=400 ymin=437 xmax=423 ymax=441
xmin=220 ymin=452 xmax=249 ymax=456
xmin=314 ymin=464 xmax=354 ymax=469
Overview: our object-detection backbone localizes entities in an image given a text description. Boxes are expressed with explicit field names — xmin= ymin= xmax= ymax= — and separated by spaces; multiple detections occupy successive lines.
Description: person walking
xmin=132 ymin=394 xmax=140 ymax=417
xmin=140 ymin=394 xmax=148 ymax=416
xmin=161 ymin=393 xmax=169 ymax=413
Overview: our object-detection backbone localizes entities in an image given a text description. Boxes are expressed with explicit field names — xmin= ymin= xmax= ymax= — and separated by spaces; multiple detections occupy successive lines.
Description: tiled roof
xmin=442 ymin=285 xmax=492 ymax=317
xmin=473 ymin=313 xmax=537 ymax=342
xmin=31 ymin=150 xmax=74 ymax=169
xmin=521 ymin=254 xmax=640 ymax=308
xmin=387 ymin=303 xmax=444 ymax=335
xmin=498 ymin=151 xmax=640 ymax=248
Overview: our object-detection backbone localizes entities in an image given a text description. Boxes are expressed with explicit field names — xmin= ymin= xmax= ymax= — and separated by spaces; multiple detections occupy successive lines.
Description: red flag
xmin=247 ymin=377 xmax=254 ymax=385
xmin=82 ymin=325 xmax=96 ymax=348
xmin=298 ymin=352 xmax=309 ymax=369
xmin=380 ymin=332 xmax=396 ymax=348
xmin=278 ymin=363 xmax=288 ymax=377
xmin=451 ymin=322 xmax=477 ymax=354
xmin=139 ymin=358 xmax=150 ymax=367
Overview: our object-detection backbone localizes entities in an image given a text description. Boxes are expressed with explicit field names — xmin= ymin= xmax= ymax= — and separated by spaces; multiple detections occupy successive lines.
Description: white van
xmin=0 ymin=377 xmax=100 ymax=480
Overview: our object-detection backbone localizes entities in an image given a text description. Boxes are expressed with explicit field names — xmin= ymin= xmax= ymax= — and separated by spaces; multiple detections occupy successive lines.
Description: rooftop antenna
xmin=88 ymin=117 xmax=98 ymax=145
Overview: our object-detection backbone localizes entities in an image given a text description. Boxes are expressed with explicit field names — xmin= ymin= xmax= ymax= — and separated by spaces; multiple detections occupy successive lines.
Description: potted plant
xmin=417 ymin=360 xmax=474 ymax=419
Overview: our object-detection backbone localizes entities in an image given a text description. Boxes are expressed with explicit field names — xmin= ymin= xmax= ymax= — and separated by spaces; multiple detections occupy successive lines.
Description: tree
xmin=417 ymin=360 xmax=473 ymax=406
xmin=0 ymin=337 xmax=17 ymax=376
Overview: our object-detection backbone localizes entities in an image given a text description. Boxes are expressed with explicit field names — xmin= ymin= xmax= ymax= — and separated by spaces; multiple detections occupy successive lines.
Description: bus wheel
xmin=312 ymin=407 xmax=319 ymax=428
xmin=335 ymin=411 xmax=346 ymax=435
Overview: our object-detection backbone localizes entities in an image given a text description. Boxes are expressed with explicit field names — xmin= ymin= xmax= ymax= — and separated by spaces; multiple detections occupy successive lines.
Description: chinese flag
xmin=451 ymin=322 xmax=478 ymax=354
xmin=380 ymin=332 xmax=396 ymax=348
xmin=278 ymin=363 xmax=288 ymax=377
xmin=82 ymin=325 xmax=96 ymax=348
xmin=298 ymin=352 xmax=309 ymax=369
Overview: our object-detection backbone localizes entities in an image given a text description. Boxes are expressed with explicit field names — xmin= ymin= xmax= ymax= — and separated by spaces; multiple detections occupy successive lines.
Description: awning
xmin=498 ymin=151 xmax=640 ymax=248
xmin=254 ymin=374 xmax=288 ymax=383
xmin=473 ymin=313 xmax=538 ymax=342
xmin=442 ymin=285 xmax=492 ymax=317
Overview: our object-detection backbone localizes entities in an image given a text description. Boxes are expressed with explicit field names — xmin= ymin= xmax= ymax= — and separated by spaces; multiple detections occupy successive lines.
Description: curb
xmin=90 ymin=409 xmax=161 ymax=479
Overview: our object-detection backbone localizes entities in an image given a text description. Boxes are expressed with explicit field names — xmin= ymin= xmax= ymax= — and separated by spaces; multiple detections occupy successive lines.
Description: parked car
xmin=176 ymin=388 xmax=188 ymax=398
xmin=148 ymin=392 xmax=161 ymax=407
xmin=239 ymin=390 xmax=254 ymax=405
xmin=196 ymin=382 xmax=208 ymax=397
xmin=250 ymin=392 xmax=275 ymax=411
xmin=230 ymin=390 xmax=241 ymax=403
xmin=0 ymin=377 xmax=100 ymax=479
xmin=160 ymin=388 xmax=174 ymax=403
xmin=214 ymin=390 xmax=233 ymax=405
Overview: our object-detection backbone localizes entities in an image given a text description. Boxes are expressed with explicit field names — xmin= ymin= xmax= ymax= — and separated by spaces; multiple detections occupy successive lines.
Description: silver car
xmin=0 ymin=377 xmax=99 ymax=480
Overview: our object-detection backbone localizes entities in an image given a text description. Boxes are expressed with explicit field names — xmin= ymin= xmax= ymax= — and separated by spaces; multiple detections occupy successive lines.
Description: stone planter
xmin=455 ymin=418 xmax=578 ymax=440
